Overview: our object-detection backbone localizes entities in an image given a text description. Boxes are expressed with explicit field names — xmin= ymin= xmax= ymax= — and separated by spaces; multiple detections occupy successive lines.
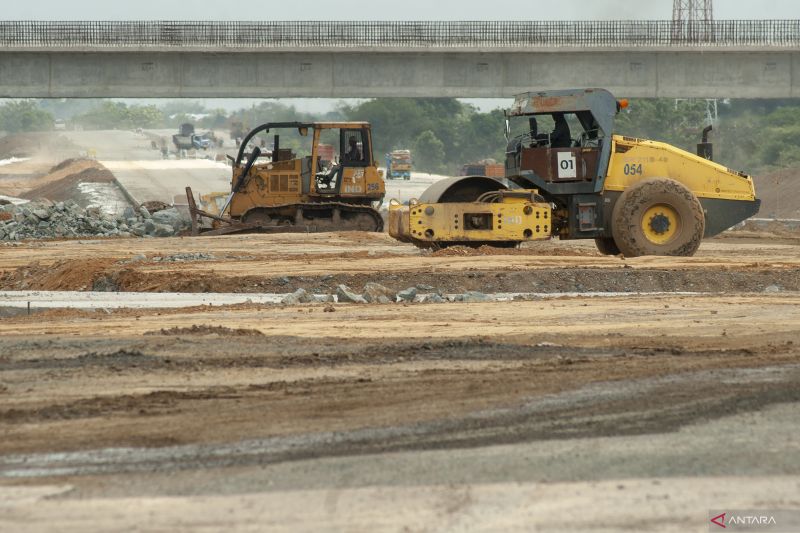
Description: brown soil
xmin=0 ymin=231 xmax=798 ymax=517
xmin=731 ymin=218 xmax=800 ymax=239
xmin=754 ymin=168 xmax=800 ymax=219
xmin=430 ymin=243 xmax=599 ymax=257
xmin=0 ymin=158 xmax=112 ymax=199
xmin=0 ymin=295 xmax=797 ymax=458
xmin=0 ymin=258 xmax=118 ymax=291
xmin=145 ymin=325 xmax=265 ymax=336
xmin=21 ymin=164 xmax=115 ymax=202
xmin=0 ymin=233 xmax=798 ymax=294
xmin=140 ymin=200 xmax=171 ymax=214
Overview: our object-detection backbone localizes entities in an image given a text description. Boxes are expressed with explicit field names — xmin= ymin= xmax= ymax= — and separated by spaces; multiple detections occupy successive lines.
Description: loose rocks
xmin=397 ymin=287 xmax=418 ymax=302
xmin=282 ymin=288 xmax=314 ymax=305
xmin=152 ymin=253 xmax=215 ymax=263
xmin=362 ymin=282 xmax=396 ymax=303
xmin=336 ymin=284 xmax=367 ymax=304
xmin=459 ymin=291 xmax=493 ymax=303
xmin=0 ymin=201 xmax=191 ymax=241
xmin=92 ymin=275 xmax=119 ymax=292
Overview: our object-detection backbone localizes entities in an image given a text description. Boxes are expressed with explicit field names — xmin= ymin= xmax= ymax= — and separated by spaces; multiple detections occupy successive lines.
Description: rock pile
xmin=0 ymin=200 xmax=191 ymax=241
xmin=278 ymin=283 xmax=488 ymax=305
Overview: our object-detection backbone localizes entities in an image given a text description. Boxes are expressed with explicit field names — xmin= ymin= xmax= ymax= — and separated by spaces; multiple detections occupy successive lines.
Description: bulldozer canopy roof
xmin=235 ymin=121 xmax=373 ymax=166
xmin=251 ymin=122 xmax=371 ymax=132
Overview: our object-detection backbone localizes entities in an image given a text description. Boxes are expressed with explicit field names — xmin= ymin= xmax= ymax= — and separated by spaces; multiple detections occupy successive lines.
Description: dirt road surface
xmin=60 ymin=130 xmax=232 ymax=205
xmin=1 ymin=232 xmax=799 ymax=532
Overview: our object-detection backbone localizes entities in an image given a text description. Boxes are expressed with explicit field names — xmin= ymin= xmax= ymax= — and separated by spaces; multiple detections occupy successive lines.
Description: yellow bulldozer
xmin=187 ymin=121 xmax=385 ymax=235
xmin=388 ymin=89 xmax=759 ymax=257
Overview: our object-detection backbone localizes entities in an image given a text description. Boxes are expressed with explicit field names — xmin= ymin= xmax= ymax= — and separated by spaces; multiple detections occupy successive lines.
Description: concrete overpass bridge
xmin=1 ymin=20 xmax=799 ymax=99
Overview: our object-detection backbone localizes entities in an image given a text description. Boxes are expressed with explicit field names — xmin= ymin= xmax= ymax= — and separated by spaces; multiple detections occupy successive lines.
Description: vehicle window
xmin=342 ymin=129 xmax=368 ymax=165
xmin=509 ymin=113 xmax=594 ymax=148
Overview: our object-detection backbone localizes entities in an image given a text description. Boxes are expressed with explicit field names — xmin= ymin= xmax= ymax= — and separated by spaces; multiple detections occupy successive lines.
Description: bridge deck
xmin=1 ymin=21 xmax=798 ymax=98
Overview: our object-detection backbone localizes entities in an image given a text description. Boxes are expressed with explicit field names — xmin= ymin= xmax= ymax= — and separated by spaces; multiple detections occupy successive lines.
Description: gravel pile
xmin=151 ymin=253 xmax=216 ymax=262
xmin=280 ymin=283 xmax=490 ymax=305
xmin=0 ymin=200 xmax=191 ymax=241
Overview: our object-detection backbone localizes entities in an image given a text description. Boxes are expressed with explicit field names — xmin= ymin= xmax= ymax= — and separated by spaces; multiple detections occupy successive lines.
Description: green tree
xmin=36 ymin=98 xmax=101 ymax=120
xmin=200 ymin=108 xmax=229 ymax=129
xmin=74 ymin=101 xmax=165 ymax=130
xmin=0 ymin=100 xmax=54 ymax=133
xmin=713 ymin=103 xmax=800 ymax=174
xmin=454 ymin=108 xmax=507 ymax=164
xmin=126 ymin=104 xmax=164 ymax=129
xmin=413 ymin=130 xmax=446 ymax=173
xmin=340 ymin=98 xmax=506 ymax=172
xmin=159 ymin=100 xmax=207 ymax=118
xmin=228 ymin=101 xmax=314 ymax=128
xmin=74 ymin=101 xmax=128 ymax=129
xmin=615 ymin=99 xmax=709 ymax=152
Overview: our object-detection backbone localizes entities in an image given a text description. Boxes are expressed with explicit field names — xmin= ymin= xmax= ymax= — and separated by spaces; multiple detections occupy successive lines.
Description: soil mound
xmin=49 ymin=158 xmax=84 ymax=173
xmin=0 ymin=259 xmax=118 ymax=291
xmin=753 ymin=169 xmax=800 ymax=219
xmin=0 ymin=158 xmax=112 ymax=199
xmin=140 ymin=201 xmax=171 ymax=214
xmin=431 ymin=244 xmax=598 ymax=257
xmin=22 ymin=165 xmax=115 ymax=202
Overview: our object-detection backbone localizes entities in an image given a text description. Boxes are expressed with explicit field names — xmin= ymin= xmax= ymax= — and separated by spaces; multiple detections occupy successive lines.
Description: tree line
xmin=1 ymin=97 xmax=798 ymax=176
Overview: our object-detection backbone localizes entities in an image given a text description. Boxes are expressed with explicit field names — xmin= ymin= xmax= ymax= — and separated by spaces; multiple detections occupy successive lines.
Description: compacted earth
xmin=1 ymin=232 xmax=799 ymax=532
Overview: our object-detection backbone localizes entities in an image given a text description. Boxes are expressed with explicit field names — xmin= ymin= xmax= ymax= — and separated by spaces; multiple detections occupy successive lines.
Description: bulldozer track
xmin=241 ymin=202 xmax=384 ymax=233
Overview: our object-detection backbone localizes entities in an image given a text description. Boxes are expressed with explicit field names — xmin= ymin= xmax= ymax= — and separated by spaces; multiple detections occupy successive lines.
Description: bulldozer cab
xmin=505 ymin=89 xmax=619 ymax=194
xmin=231 ymin=122 xmax=383 ymax=200
xmin=315 ymin=127 xmax=375 ymax=195
xmin=226 ymin=122 xmax=384 ymax=221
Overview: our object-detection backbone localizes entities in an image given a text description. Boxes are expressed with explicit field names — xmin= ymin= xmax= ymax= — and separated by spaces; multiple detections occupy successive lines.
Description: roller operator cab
xmin=388 ymin=89 xmax=760 ymax=257
xmin=189 ymin=122 xmax=386 ymax=235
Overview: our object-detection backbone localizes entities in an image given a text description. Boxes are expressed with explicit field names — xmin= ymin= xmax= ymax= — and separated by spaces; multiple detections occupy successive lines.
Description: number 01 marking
xmin=557 ymin=153 xmax=577 ymax=179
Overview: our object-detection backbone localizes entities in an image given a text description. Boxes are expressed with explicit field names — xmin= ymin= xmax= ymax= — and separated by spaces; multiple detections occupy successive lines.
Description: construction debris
xmin=281 ymin=288 xmax=314 ymax=305
xmin=0 ymin=200 xmax=191 ymax=241
xmin=362 ymin=282 xmax=395 ymax=303
xmin=336 ymin=284 xmax=368 ymax=304
xmin=397 ymin=287 xmax=418 ymax=301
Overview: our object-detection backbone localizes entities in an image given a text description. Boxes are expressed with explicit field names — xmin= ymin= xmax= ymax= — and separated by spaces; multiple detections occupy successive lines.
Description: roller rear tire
xmin=611 ymin=178 xmax=705 ymax=257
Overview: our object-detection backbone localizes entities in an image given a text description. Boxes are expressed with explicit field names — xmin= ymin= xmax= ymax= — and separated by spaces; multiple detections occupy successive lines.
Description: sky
xmin=2 ymin=0 xmax=799 ymax=20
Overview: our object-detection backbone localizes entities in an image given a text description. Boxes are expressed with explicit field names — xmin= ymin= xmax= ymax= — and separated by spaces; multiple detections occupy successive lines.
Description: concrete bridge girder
xmin=0 ymin=50 xmax=796 ymax=99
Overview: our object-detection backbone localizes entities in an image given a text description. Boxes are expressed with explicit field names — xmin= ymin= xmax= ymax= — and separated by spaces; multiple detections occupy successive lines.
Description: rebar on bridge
xmin=0 ymin=20 xmax=798 ymax=49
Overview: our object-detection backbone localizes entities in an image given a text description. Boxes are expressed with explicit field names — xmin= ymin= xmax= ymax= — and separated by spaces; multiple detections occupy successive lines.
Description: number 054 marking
xmin=623 ymin=163 xmax=643 ymax=176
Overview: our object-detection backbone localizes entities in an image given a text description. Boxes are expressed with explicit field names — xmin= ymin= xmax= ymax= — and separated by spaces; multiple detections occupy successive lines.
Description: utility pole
xmin=672 ymin=0 xmax=717 ymax=129
xmin=672 ymin=0 xmax=714 ymax=23
xmin=672 ymin=0 xmax=714 ymax=42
